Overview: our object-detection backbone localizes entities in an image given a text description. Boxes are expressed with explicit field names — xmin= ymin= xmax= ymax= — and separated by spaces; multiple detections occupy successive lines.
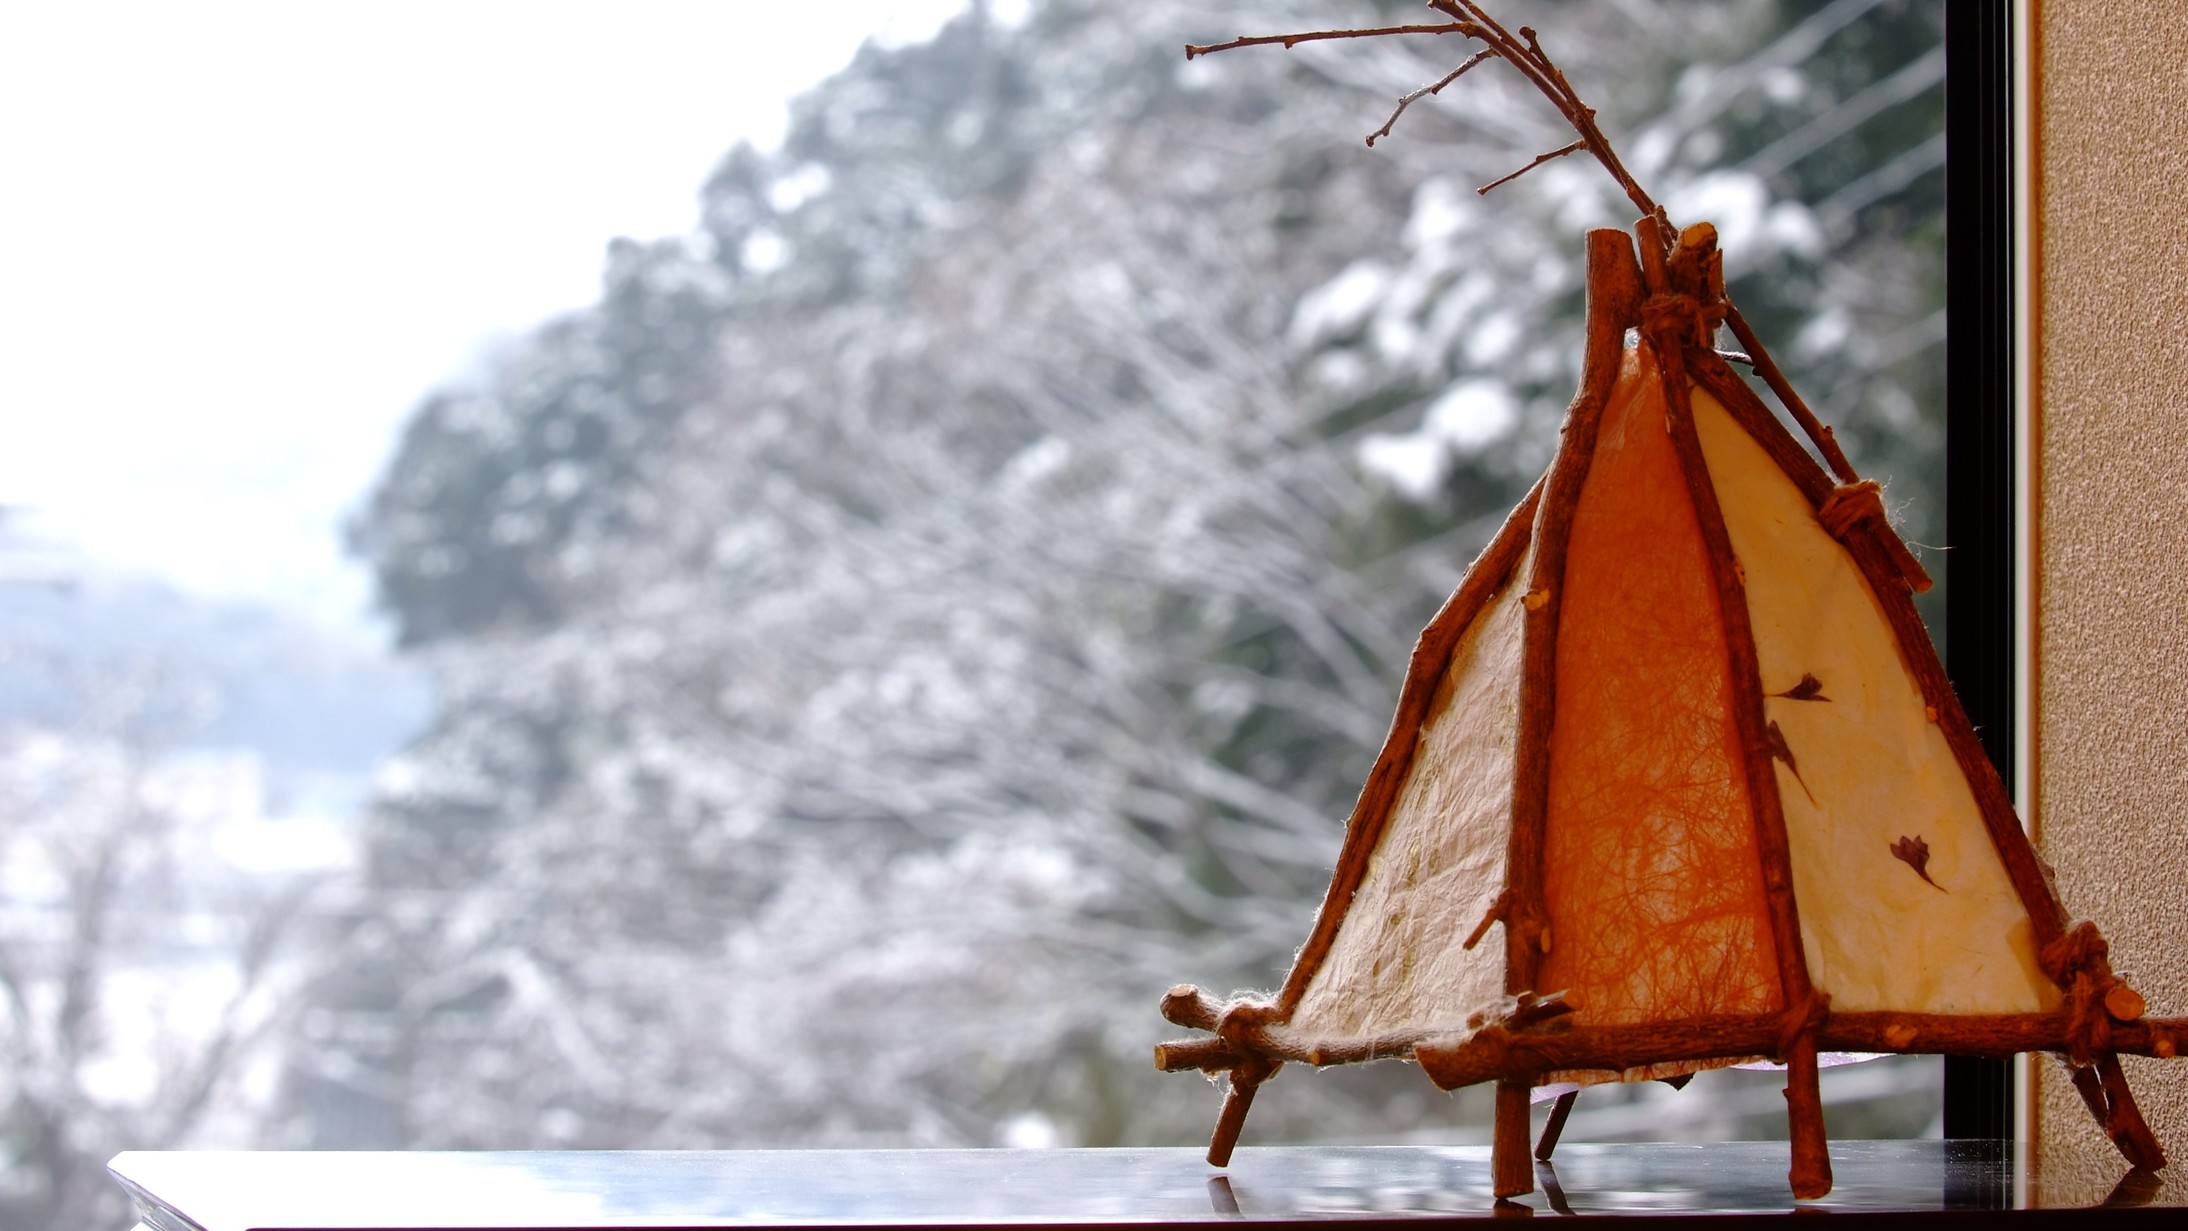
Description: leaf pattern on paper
xmin=1773 ymin=672 xmax=1830 ymax=702
xmin=1890 ymin=834 xmax=1946 ymax=891
xmin=1763 ymin=719 xmax=1816 ymax=805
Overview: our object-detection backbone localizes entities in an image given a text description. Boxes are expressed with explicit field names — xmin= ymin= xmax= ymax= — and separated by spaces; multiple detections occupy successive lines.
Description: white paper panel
xmin=1288 ymin=556 xmax=1530 ymax=1042
xmin=1693 ymin=386 xmax=2057 ymax=1015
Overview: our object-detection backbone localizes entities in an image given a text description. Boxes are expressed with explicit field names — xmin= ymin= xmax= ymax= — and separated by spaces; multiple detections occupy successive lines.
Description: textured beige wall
xmin=2032 ymin=0 xmax=2188 ymax=1203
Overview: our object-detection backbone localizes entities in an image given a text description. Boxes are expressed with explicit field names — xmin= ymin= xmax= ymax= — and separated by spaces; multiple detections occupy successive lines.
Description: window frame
xmin=1940 ymin=0 xmax=2018 ymax=1145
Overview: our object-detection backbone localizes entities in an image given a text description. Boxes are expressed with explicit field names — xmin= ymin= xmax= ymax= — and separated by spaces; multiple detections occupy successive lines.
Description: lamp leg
xmin=2068 ymin=1061 xmax=2110 ymax=1127
xmin=2095 ymin=1053 xmax=2166 ymax=1172
xmin=1785 ymin=1036 xmax=1833 ymax=1200
xmin=1206 ymin=1072 xmax=1260 ymax=1168
xmin=1493 ymin=1080 xmax=1535 ymax=1198
xmin=1535 ymin=1088 xmax=1578 ymax=1162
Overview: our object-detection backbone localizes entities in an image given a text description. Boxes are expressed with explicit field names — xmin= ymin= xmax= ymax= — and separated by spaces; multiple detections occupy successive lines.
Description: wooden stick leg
xmin=2068 ymin=1061 xmax=2111 ymax=1128
xmin=2095 ymin=1053 xmax=2167 ymax=1172
xmin=1784 ymin=1036 xmax=1833 ymax=1200
xmin=1206 ymin=1075 xmax=1261 ymax=1168
xmin=1534 ymin=1089 xmax=1578 ymax=1162
xmin=1493 ymin=1080 xmax=1536 ymax=1198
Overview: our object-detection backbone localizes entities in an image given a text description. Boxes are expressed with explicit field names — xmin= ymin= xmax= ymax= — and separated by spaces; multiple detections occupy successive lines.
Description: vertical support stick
xmin=1653 ymin=224 xmax=1833 ymax=1201
xmin=1493 ymin=1080 xmax=1535 ymax=1198
xmin=1785 ymin=1035 xmax=1834 ymax=1200
xmin=1492 ymin=229 xmax=1640 ymax=1209
xmin=1505 ymin=229 xmax=1639 ymax=991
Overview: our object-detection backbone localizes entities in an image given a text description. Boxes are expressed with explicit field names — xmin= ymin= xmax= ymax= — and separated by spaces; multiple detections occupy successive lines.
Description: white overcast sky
xmin=1 ymin=1 xmax=974 ymax=643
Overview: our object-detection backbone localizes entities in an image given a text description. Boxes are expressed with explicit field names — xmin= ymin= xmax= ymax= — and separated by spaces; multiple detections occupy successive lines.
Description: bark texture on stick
xmin=1409 ymin=1011 xmax=2188 ymax=1090
xmin=1502 ymin=230 xmax=1643 ymax=996
xmin=1494 ymin=227 xmax=1643 ymax=1198
xmin=1644 ymin=218 xmax=1831 ymax=1198
xmin=1492 ymin=1080 xmax=1534 ymax=1198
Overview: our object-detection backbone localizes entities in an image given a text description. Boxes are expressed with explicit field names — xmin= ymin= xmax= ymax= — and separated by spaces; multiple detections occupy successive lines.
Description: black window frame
xmin=1940 ymin=0 xmax=2017 ymax=1144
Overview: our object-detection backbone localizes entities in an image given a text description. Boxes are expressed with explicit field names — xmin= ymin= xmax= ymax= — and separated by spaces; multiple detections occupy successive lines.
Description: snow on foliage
xmin=319 ymin=0 xmax=1950 ymax=1154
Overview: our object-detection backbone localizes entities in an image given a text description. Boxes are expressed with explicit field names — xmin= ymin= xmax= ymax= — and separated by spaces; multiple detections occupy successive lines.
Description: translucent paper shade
xmin=1288 ymin=567 xmax=1528 ymax=1043
xmin=1691 ymin=371 xmax=2058 ymax=1016
xmin=1543 ymin=348 xmax=1780 ymax=1027
xmin=1283 ymin=346 xmax=2057 ymax=1050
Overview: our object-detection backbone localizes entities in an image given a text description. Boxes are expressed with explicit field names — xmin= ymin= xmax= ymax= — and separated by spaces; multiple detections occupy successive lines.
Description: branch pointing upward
xmin=1477 ymin=139 xmax=1586 ymax=195
xmin=1368 ymin=49 xmax=1496 ymax=148
xmin=1184 ymin=23 xmax=1466 ymax=59
xmin=1184 ymin=0 xmax=1664 ymax=226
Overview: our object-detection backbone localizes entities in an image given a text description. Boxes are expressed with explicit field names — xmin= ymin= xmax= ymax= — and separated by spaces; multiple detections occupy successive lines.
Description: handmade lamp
xmin=1155 ymin=1 xmax=2187 ymax=1202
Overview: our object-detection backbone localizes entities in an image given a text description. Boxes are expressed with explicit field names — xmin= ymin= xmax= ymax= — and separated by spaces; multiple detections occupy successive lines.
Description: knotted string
xmin=2044 ymin=921 xmax=2125 ymax=1067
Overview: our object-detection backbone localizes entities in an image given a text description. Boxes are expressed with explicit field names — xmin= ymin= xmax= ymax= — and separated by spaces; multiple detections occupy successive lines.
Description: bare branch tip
xmin=1366 ymin=49 xmax=1495 ymax=149
xmin=1476 ymin=138 xmax=1586 ymax=196
xmin=1186 ymin=23 xmax=1472 ymax=62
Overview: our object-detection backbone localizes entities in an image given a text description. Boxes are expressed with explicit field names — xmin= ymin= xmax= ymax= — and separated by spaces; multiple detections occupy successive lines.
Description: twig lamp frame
xmin=1154 ymin=0 xmax=2186 ymax=1203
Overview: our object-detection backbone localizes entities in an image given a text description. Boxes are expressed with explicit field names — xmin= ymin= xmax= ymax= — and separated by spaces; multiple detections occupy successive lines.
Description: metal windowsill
xmin=110 ymin=1141 xmax=2181 ymax=1230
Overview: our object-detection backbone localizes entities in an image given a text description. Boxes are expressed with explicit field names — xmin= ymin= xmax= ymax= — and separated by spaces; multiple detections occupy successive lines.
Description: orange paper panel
xmin=1541 ymin=349 xmax=1782 ymax=1025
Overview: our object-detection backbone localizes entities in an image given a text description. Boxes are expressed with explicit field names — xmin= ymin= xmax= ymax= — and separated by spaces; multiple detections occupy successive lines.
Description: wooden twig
xmin=1183 ymin=1 xmax=1661 ymax=220
xmin=2069 ymin=1061 xmax=2113 ymax=1125
xmin=1414 ymin=1012 xmax=2188 ymax=1090
xmin=1493 ymin=226 xmax=1645 ymax=1200
xmin=1158 ymin=992 xmax=1572 ymax=1075
xmin=1461 ymin=887 xmax=1512 ymax=951
xmin=1477 ymin=139 xmax=1585 ymax=195
xmin=1504 ymin=225 xmax=1645 ymax=998
xmin=1721 ymin=303 xmax=1859 ymax=484
xmin=1821 ymin=480 xmax=1934 ymax=593
xmin=1688 ymin=352 xmax=1835 ymax=507
xmin=1206 ymin=1054 xmax=1276 ymax=1167
xmin=1160 ymin=983 xmax=1223 ymax=1032
xmin=1493 ymin=1081 xmax=1533 ymax=1196
xmin=1534 ymin=1088 xmax=1578 ymax=1161
xmin=1154 ymin=1036 xmax=1243 ymax=1073
xmin=1368 ymin=49 xmax=1496 ymax=148
xmin=2097 ymin=1052 xmax=2167 ymax=1171
xmin=1645 ymin=217 xmax=1831 ymax=1198
xmin=1427 ymin=1 xmax=1658 ymax=221
xmin=1184 ymin=24 xmax=1465 ymax=60
xmin=1153 ymin=1030 xmax=1422 ymax=1073
xmin=1782 ymin=1037 xmax=1832 ymax=1198
xmin=1166 ymin=1005 xmax=2188 ymax=1093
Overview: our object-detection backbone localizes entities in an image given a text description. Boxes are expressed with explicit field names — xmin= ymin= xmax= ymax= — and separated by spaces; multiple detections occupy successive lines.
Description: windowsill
xmin=109 ymin=1140 xmax=2180 ymax=1228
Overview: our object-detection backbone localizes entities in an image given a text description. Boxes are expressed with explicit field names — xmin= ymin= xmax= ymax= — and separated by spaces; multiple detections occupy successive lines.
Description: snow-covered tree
xmin=320 ymin=0 xmax=1949 ymax=1150
xmin=1 ymin=665 xmax=316 ymax=1229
